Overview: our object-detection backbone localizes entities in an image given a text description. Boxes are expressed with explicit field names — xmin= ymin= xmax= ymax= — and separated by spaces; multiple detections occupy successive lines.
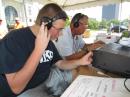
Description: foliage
xmin=65 ymin=15 xmax=129 ymax=30
xmin=121 ymin=19 xmax=129 ymax=27
xmin=107 ymin=19 xmax=120 ymax=27
xmin=122 ymin=31 xmax=130 ymax=37
xmin=65 ymin=17 xmax=71 ymax=27
xmin=88 ymin=18 xmax=100 ymax=30
xmin=99 ymin=19 xmax=108 ymax=29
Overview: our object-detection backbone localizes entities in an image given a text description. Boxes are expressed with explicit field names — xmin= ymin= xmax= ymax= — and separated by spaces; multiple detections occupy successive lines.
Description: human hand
xmin=86 ymin=41 xmax=105 ymax=51
xmin=94 ymin=40 xmax=105 ymax=45
xmin=35 ymin=23 xmax=50 ymax=52
xmin=91 ymin=41 xmax=105 ymax=50
xmin=79 ymin=51 xmax=93 ymax=66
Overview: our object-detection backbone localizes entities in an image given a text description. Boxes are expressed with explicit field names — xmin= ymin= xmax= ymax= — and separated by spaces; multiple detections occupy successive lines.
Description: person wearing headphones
xmin=44 ymin=13 xmax=105 ymax=96
xmin=54 ymin=13 xmax=104 ymax=59
xmin=50 ymin=13 xmax=105 ymax=95
xmin=0 ymin=3 xmax=93 ymax=97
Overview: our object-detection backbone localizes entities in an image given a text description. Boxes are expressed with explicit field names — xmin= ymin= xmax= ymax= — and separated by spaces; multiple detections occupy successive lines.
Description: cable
xmin=124 ymin=78 xmax=130 ymax=92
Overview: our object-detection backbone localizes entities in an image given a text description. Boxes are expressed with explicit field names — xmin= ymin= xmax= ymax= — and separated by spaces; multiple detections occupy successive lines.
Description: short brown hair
xmin=35 ymin=3 xmax=67 ymax=25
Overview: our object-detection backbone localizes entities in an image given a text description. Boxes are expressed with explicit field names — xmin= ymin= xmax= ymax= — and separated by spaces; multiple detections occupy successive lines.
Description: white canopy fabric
xmin=32 ymin=0 xmax=130 ymax=10
xmin=15 ymin=0 xmax=130 ymax=10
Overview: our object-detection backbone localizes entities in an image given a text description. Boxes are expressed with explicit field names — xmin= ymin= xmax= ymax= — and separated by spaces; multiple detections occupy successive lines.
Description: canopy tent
xmin=13 ymin=0 xmax=130 ymax=26
xmin=31 ymin=0 xmax=130 ymax=10
xmin=15 ymin=0 xmax=130 ymax=10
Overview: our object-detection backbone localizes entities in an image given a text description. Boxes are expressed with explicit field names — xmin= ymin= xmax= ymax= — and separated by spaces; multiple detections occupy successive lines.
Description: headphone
xmin=41 ymin=11 xmax=67 ymax=30
xmin=41 ymin=17 xmax=53 ymax=30
xmin=72 ymin=13 xmax=85 ymax=28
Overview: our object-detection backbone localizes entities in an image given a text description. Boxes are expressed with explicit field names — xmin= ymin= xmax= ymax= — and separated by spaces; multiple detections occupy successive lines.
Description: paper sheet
xmin=61 ymin=75 xmax=130 ymax=97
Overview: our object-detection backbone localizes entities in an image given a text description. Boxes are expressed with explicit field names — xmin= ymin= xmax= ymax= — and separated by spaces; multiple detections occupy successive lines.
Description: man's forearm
xmin=56 ymin=59 xmax=81 ymax=70
xmin=65 ymin=50 xmax=87 ymax=60
xmin=60 ymin=50 xmax=88 ymax=69
xmin=56 ymin=52 xmax=93 ymax=71
xmin=83 ymin=41 xmax=105 ymax=51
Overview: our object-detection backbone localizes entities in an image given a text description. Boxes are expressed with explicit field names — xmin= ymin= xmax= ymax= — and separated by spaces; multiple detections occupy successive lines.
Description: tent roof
xmin=33 ymin=0 xmax=129 ymax=10
xmin=15 ymin=0 xmax=130 ymax=10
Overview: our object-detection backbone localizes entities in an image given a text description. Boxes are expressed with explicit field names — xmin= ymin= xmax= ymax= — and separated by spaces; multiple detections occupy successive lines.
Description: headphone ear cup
xmin=41 ymin=17 xmax=52 ymax=30
xmin=72 ymin=13 xmax=84 ymax=28
xmin=74 ymin=22 xmax=79 ymax=28
xmin=46 ymin=22 xmax=52 ymax=30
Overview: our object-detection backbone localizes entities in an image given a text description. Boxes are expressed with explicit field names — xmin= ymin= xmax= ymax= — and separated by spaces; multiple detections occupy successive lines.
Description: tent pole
xmin=23 ymin=0 xmax=28 ymax=26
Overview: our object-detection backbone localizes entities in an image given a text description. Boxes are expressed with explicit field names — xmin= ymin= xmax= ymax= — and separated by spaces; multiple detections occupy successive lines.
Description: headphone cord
xmin=124 ymin=78 xmax=130 ymax=92
xmin=73 ymin=36 xmax=78 ymax=53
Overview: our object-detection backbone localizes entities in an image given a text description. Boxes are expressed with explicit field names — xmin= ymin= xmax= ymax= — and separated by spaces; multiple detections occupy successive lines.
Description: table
xmin=76 ymin=65 xmax=121 ymax=78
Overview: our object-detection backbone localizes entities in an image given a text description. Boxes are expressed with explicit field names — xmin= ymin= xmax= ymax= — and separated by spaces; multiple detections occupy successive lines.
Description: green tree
xmin=88 ymin=18 xmax=99 ymax=30
xmin=65 ymin=17 xmax=71 ymax=27
xmin=121 ymin=19 xmax=129 ymax=27
xmin=99 ymin=19 xmax=108 ymax=29
xmin=107 ymin=19 xmax=120 ymax=27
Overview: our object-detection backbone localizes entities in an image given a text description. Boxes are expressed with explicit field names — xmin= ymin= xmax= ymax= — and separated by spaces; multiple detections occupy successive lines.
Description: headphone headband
xmin=41 ymin=11 xmax=67 ymax=30
xmin=72 ymin=13 xmax=85 ymax=28
xmin=52 ymin=11 xmax=68 ymax=21
xmin=74 ymin=13 xmax=84 ymax=23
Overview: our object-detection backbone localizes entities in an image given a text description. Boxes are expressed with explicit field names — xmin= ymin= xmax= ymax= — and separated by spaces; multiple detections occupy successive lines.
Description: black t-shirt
xmin=0 ymin=27 xmax=62 ymax=97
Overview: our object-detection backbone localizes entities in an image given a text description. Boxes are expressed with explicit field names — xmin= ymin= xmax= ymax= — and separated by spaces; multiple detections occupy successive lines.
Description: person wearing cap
xmin=14 ymin=17 xmax=24 ymax=29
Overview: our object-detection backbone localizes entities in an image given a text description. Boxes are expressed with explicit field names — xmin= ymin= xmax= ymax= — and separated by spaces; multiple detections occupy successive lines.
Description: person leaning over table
xmin=47 ymin=13 xmax=105 ymax=96
xmin=0 ymin=3 xmax=93 ymax=97
xmin=54 ymin=13 xmax=105 ymax=60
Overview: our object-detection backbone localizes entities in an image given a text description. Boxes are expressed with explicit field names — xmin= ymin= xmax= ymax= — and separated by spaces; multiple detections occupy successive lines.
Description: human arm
xmin=82 ymin=40 xmax=105 ymax=51
xmin=63 ymin=40 xmax=104 ymax=61
xmin=57 ymin=30 xmax=102 ymax=60
xmin=5 ymin=24 xmax=50 ymax=94
xmin=55 ymin=51 xmax=93 ymax=70
xmin=65 ymin=50 xmax=87 ymax=60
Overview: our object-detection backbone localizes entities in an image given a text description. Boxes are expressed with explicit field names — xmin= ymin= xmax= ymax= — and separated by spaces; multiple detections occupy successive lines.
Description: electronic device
xmin=92 ymin=43 xmax=130 ymax=78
